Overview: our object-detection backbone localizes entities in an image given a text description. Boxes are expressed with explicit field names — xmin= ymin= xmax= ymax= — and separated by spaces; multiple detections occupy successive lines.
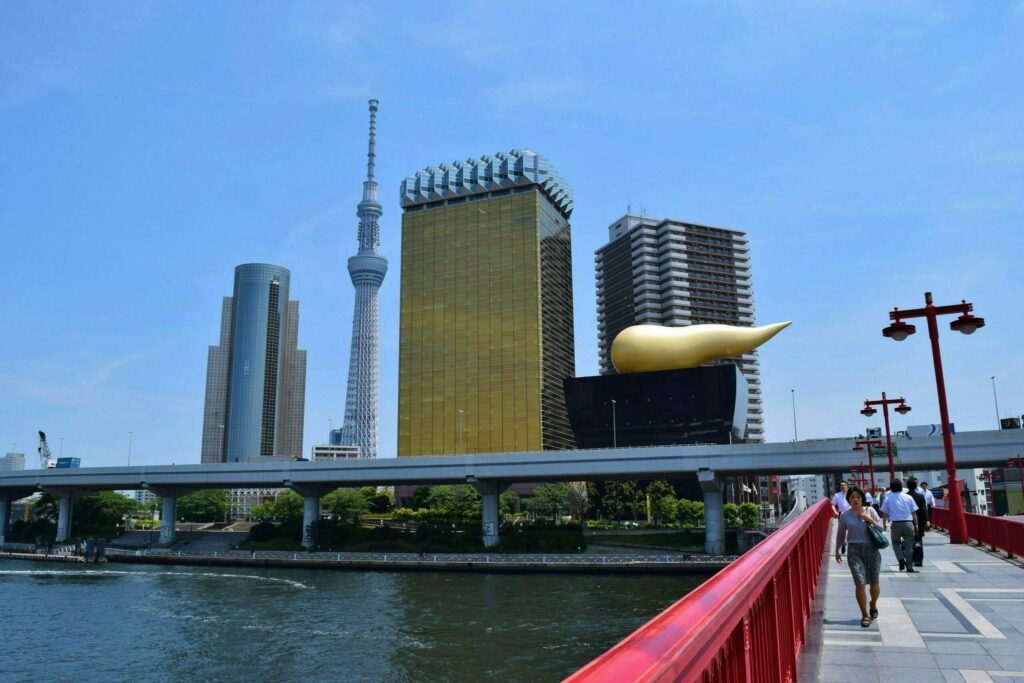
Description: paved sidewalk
xmin=805 ymin=527 xmax=1024 ymax=682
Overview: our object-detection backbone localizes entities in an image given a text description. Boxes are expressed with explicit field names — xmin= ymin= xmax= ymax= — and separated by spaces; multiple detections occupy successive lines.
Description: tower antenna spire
xmin=339 ymin=99 xmax=388 ymax=459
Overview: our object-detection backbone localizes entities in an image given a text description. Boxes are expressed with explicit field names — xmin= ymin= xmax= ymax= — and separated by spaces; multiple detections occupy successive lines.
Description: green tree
xmin=739 ymin=502 xmax=760 ymax=529
xmin=427 ymin=485 xmax=480 ymax=523
xmin=653 ymin=495 xmax=678 ymax=525
xmin=31 ymin=491 xmax=141 ymax=539
xmin=410 ymin=486 xmax=432 ymax=509
xmin=271 ymin=491 xmax=304 ymax=523
xmin=359 ymin=486 xmax=393 ymax=513
xmin=676 ymin=498 xmax=705 ymax=527
xmin=323 ymin=489 xmax=370 ymax=524
xmin=499 ymin=491 xmax=520 ymax=516
xmin=177 ymin=489 xmax=227 ymax=523
xmin=602 ymin=481 xmax=642 ymax=521
xmin=249 ymin=502 xmax=273 ymax=523
xmin=724 ymin=503 xmax=741 ymax=528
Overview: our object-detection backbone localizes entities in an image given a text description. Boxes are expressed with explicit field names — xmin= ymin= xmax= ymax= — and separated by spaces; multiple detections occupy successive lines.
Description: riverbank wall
xmin=102 ymin=548 xmax=730 ymax=574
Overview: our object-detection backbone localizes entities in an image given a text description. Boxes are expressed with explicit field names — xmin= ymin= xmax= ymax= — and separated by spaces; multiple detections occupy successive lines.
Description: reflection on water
xmin=0 ymin=561 xmax=710 ymax=682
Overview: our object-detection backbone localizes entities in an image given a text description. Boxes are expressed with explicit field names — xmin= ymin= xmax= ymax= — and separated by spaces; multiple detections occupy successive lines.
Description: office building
xmin=311 ymin=444 xmax=361 ymax=461
xmin=0 ymin=452 xmax=25 ymax=472
xmin=337 ymin=99 xmax=388 ymax=459
xmin=201 ymin=263 xmax=307 ymax=463
xmin=397 ymin=149 xmax=575 ymax=456
xmin=595 ymin=214 xmax=764 ymax=441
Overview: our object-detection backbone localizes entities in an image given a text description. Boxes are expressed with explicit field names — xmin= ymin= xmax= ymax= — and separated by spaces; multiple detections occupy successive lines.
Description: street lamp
xmin=128 ymin=431 xmax=133 ymax=467
xmin=881 ymin=292 xmax=985 ymax=543
xmin=852 ymin=438 xmax=884 ymax=492
xmin=859 ymin=392 xmax=911 ymax=480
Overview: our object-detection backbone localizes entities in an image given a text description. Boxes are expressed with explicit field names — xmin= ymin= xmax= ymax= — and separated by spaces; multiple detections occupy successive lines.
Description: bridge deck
xmin=800 ymin=527 xmax=1024 ymax=682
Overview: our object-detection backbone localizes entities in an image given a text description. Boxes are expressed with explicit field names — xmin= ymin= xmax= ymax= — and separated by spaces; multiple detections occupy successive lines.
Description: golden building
xmin=397 ymin=150 xmax=575 ymax=456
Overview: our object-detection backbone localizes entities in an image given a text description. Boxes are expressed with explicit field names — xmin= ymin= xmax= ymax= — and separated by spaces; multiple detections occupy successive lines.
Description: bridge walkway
xmin=801 ymin=528 xmax=1024 ymax=682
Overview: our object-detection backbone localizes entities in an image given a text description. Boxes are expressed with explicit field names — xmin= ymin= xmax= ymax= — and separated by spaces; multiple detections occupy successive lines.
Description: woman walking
xmin=834 ymin=486 xmax=885 ymax=627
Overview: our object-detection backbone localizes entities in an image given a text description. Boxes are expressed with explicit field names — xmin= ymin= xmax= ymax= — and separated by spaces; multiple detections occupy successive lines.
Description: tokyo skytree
xmin=339 ymin=99 xmax=387 ymax=458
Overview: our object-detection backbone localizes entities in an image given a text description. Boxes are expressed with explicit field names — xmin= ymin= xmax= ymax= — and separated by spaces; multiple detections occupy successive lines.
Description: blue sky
xmin=2 ymin=2 xmax=1022 ymax=467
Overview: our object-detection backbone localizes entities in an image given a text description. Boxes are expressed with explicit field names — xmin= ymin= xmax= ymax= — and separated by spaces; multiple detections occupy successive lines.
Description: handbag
xmin=866 ymin=519 xmax=890 ymax=549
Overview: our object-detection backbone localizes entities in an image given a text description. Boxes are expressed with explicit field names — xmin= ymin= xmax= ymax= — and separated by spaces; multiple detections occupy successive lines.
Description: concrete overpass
xmin=1 ymin=429 xmax=1020 ymax=552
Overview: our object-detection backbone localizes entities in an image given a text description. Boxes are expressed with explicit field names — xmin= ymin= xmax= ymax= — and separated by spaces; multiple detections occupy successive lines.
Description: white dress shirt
xmin=922 ymin=488 xmax=935 ymax=506
xmin=831 ymin=491 xmax=851 ymax=514
xmin=880 ymin=491 xmax=919 ymax=522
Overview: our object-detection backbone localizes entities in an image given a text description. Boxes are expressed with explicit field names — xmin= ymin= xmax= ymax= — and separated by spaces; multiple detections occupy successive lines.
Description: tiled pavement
xmin=798 ymin=527 xmax=1024 ymax=682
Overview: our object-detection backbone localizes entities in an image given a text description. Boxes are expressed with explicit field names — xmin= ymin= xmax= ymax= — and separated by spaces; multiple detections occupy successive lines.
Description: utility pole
xmin=128 ymin=431 xmax=133 ymax=467
xmin=791 ymin=389 xmax=798 ymax=441
xmin=991 ymin=376 xmax=1001 ymax=429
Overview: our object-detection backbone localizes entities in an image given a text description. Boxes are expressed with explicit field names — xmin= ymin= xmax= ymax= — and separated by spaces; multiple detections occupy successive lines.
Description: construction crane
xmin=38 ymin=431 xmax=53 ymax=469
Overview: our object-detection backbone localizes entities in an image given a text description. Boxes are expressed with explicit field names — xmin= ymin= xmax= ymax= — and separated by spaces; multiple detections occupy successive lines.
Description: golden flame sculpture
xmin=611 ymin=322 xmax=792 ymax=374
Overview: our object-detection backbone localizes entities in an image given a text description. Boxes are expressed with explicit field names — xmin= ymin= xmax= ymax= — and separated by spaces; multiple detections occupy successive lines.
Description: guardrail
xmin=564 ymin=498 xmax=834 ymax=682
xmin=930 ymin=507 xmax=1024 ymax=558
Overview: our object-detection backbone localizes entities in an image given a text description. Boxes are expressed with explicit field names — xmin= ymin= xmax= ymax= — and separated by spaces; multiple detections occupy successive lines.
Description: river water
xmin=0 ymin=560 xmax=710 ymax=682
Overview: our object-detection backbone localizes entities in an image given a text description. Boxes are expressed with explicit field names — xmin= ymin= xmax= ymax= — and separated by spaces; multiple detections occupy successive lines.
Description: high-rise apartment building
xmin=201 ymin=263 xmax=307 ymax=462
xmin=595 ymin=214 xmax=764 ymax=441
xmin=397 ymin=149 xmax=575 ymax=456
xmin=0 ymin=452 xmax=25 ymax=472
xmin=337 ymin=99 xmax=387 ymax=459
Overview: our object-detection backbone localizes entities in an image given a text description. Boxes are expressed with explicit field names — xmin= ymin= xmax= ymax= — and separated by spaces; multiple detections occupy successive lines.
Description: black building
xmin=563 ymin=365 xmax=748 ymax=449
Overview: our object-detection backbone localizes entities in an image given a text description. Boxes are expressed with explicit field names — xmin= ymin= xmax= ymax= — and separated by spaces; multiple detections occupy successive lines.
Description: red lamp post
xmin=882 ymin=292 xmax=985 ymax=544
xmin=859 ymin=393 xmax=912 ymax=480
xmin=853 ymin=438 xmax=884 ymax=492
xmin=849 ymin=463 xmax=870 ymax=489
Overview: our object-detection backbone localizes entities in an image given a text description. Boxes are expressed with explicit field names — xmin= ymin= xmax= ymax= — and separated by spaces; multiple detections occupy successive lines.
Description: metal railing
xmin=930 ymin=506 xmax=1024 ymax=558
xmin=564 ymin=498 xmax=834 ymax=683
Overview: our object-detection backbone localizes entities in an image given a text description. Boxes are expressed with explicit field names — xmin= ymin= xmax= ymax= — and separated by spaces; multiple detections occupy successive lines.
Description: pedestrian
xmin=920 ymin=481 xmax=935 ymax=514
xmin=906 ymin=477 xmax=930 ymax=567
xmin=879 ymin=479 xmax=920 ymax=572
xmin=831 ymin=480 xmax=851 ymax=553
xmin=831 ymin=480 xmax=851 ymax=517
xmin=834 ymin=485 xmax=885 ymax=628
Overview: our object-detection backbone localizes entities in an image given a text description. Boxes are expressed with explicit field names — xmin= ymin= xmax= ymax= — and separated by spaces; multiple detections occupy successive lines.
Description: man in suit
xmin=906 ymin=477 xmax=930 ymax=568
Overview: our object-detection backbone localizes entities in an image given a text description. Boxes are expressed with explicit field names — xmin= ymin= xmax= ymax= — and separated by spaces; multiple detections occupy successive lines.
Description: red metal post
xmin=924 ymin=293 xmax=969 ymax=543
xmin=881 ymin=393 xmax=895 ymax=480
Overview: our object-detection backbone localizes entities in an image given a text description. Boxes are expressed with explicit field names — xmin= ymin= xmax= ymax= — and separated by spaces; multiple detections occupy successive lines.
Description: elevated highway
xmin=1 ymin=429 xmax=1020 ymax=550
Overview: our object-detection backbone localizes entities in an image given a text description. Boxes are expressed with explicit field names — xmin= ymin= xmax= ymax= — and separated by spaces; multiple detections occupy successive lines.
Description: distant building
xmin=397 ymin=149 xmax=576 ymax=456
xmin=134 ymin=490 xmax=158 ymax=508
xmin=595 ymin=214 xmax=764 ymax=442
xmin=228 ymin=488 xmax=284 ymax=521
xmin=201 ymin=263 xmax=307 ymax=463
xmin=311 ymin=444 xmax=361 ymax=461
xmin=0 ymin=452 xmax=25 ymax=472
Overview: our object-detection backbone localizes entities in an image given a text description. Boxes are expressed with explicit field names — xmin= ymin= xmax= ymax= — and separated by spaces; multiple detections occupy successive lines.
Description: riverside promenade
xmin=800 ymin=529 xmax=1024 ymax=682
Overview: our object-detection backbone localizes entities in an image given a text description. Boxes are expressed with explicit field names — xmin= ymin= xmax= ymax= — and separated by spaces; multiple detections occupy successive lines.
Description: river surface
xmin=0 ymin=560 xmax=710 ymax=682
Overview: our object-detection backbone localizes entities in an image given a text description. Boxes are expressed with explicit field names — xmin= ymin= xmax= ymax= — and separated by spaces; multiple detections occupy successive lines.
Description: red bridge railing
xmin=565 ymin=499 xmax=833 ymax=683
xmin=930 ymin=506 xmax=1024 ymax=558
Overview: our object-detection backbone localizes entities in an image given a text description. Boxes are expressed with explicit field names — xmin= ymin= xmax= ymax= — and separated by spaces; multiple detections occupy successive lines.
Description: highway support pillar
xmin=286 ymin=484 xmax=325 ymax=550
xmin=55 ymin=491 xmax=73 ymax=543
xmin=302 ymin=494 xmax=320 ymax=550
xmin=472 ymin=481 xmax=508 ymax=548
xmin=0 ymin=490 xmax=9 ymax=547
xmin=149 ymin=487 xmax=192 ymax=546
xmin=699 ymin=470 xmax=726 ymax=556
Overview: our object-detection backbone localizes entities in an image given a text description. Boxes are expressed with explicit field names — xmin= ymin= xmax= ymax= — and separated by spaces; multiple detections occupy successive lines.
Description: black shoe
xmin=898 ymin=559 xmax=906 ymax=571
xmin=914 ymin=562 xmax=923 ymax=567
xmin=906 ymin=567 xmax=916 ymax=573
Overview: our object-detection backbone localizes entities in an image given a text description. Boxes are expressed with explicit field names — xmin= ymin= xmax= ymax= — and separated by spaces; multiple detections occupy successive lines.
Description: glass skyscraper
xmin=201 ymin=263 xmax=307 ymax=462
xmin=397 ymin=149 xmax=575 ymax=456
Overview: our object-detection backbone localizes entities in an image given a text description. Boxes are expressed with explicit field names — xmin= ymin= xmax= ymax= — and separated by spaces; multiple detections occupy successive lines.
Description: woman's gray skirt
xmin=847 ymin=542 xmax=882 ymax=585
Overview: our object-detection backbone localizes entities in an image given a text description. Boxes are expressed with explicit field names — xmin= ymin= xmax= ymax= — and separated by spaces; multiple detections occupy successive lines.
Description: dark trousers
xmin=890 ymin=521 xmax=915 ymax=564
